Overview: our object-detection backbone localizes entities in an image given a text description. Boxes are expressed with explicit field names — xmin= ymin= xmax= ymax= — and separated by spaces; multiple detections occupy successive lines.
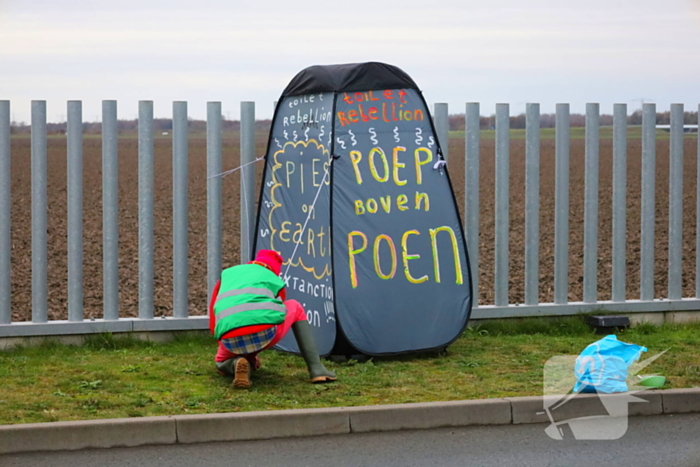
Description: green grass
xmin=1 ymin=318 xmax=698 ymax=425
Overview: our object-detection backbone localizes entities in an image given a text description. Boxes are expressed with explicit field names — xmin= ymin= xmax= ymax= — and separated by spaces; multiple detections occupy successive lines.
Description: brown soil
xmin=7 ymin=133 xmax=699 ymax=321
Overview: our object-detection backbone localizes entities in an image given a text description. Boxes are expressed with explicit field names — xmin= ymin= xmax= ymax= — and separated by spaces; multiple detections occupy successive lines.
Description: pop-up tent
xmin=252 ymin=62 xmax=472 ymax=356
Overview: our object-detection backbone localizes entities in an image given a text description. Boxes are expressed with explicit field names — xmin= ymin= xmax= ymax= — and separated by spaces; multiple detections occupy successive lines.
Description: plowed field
xmin=6 ymin=131 xmax=699 ymax=321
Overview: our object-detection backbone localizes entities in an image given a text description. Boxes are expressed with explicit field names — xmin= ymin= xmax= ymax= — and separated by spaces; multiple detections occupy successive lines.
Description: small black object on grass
xmin=586 ymin=315 xmax=631 ymax=335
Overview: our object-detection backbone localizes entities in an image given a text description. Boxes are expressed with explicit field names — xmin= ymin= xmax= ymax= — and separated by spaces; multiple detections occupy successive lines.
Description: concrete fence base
xmin=2 ymin=310 xmax=699 ymax=351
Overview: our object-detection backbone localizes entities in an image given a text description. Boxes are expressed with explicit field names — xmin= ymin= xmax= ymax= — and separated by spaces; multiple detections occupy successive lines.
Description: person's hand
xmin=247 ymin=355 xmax=262 ymax=370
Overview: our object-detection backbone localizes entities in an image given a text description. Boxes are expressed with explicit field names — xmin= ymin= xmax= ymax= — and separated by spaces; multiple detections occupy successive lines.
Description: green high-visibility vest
xmin=213 ymin=263 xmax=287 ymax=339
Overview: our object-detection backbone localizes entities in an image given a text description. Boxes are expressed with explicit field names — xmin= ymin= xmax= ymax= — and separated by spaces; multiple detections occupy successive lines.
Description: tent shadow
xmin=328 ymin=348 xmax=448 ymax=364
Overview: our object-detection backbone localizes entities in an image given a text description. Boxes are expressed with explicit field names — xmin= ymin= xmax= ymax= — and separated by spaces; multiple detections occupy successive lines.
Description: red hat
xmin=251 ymin=249 xmax=283 ymax=275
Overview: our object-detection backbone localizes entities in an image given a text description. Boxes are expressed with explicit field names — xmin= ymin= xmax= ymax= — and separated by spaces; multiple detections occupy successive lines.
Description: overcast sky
xmin=2 ymin=0 xmax=700 ymax=123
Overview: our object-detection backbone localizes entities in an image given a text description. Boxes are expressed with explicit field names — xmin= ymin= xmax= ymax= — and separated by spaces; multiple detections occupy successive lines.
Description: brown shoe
xmin=233 ymin=358 xmax=251 ymax=389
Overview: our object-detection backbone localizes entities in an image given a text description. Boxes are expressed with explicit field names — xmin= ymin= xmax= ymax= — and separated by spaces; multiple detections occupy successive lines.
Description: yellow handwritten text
xmin=345 ymin=147 xmax=433 ymax=187
xmin=346 ymin=226 xmax=463 ymax=288
xmin=353 ymin=192 xmax=429 ymax=215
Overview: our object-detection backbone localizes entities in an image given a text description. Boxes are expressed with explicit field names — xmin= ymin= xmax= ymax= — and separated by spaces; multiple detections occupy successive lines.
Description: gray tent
xmin=252 ymin=62 xmax=472 ymax=356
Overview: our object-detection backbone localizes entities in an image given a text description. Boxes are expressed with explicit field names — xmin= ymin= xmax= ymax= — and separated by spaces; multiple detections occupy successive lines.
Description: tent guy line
xmin=205 ymin=147 xmax=331 ymax=270
xmin=207 ymin=156 xmax=265 ymax=180
xmin=282 ymin=157 xmax=333 ymax=279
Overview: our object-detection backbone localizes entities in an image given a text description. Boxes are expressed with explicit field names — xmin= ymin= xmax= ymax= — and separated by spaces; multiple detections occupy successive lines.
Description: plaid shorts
xmin=220 ymin=326 xmax=277 ymax=355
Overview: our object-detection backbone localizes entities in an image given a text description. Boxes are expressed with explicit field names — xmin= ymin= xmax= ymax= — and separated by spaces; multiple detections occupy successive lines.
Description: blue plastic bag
xmin=574 ymin=335 xmax=647 ymax=393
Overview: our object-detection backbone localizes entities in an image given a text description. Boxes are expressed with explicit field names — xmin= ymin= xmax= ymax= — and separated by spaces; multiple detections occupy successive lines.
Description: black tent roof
xmin=281 ymin=62 xmax=419 ymax=97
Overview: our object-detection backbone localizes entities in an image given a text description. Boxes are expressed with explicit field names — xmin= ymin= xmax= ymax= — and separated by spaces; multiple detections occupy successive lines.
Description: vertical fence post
xmin=240 ymin=102 xmax=256 ymax=262
xmin=102 ymin=100 xmax=119 ymax=320
xmin=138 ymin=101 xmax=154 ymax=319
xmin=32 ymin=101 xmax=48 ymax=323
xmin=67 ymin=101 xmax=83 ymax=321
xmin=207 ymin=102 xmax=223 ymax=296
xmin=494 ymin=104 xmax=509 ymax=306
xmin=612 ymin=103 xmax=627 ymax=302
xmin=0 ymin=101 xmax=9 ymax=324
xmin=173 ymin=102 xmax=189 ymax=318
xmin=668 ymin=103 xmax=684 ymax=300
xmin=465 ymin=103 xmax=480 ymax=305
xmin=583 ymin=103 xmax=599 ymax=303
xmin=640 ymin=103 xmax=656 ymax=301
xmin=697 ymin=103 xmax=700 ymax=298
xmin=554 ymin=104 xmax=570 ymax=304
xmin=525 ymin=103 xmax=540 ymax=306
xmin=434 ymin=103 xmax=449 ymax=164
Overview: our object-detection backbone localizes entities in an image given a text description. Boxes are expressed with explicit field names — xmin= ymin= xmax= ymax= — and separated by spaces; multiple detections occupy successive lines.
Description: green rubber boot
xmin=292 ymin=320 xmax=337 ymax=383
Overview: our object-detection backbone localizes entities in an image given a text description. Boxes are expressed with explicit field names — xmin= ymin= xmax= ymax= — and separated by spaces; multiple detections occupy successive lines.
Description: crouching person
xmin=209 ymin=249 xmax=337 ymax=388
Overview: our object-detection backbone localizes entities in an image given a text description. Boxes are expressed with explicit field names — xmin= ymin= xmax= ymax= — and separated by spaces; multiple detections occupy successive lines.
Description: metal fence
xmin=466 ymin=102 xmax=700 ymax=319
xmin=0 ymin=99 xmax=699 ymax=340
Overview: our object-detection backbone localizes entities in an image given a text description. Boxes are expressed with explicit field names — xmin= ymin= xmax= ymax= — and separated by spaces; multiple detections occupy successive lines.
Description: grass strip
xmin=1 ymin=317 xmax=698 ymax=425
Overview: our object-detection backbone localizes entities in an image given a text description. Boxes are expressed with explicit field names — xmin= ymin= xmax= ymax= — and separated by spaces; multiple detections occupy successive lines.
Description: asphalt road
xmin=3 ymin=414 xmax=699 ymax=467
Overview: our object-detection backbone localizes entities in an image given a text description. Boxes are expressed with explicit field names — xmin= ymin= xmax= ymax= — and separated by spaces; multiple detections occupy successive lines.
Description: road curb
xmin=175 ymin=408 xmax=350 ymax=444
xmin=0 ymin=416 xmax=176 ymax=455
xmin=1 ymin=388 xmax=698 ymax=455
